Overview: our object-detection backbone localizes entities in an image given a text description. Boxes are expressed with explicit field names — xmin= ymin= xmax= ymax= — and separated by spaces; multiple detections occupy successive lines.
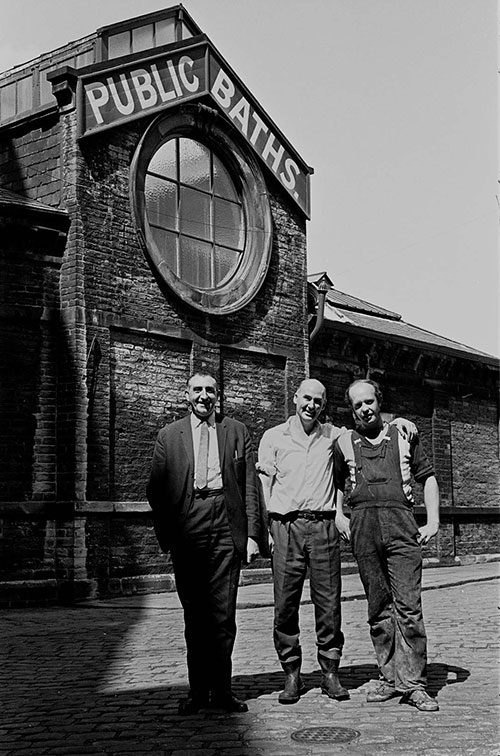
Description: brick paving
xmin=1 ymin=562 xmax=499 ymax=756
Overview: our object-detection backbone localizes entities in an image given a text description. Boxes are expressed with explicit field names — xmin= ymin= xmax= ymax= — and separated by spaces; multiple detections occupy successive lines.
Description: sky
xmin=1 ymin=0 xmax=498 ymax=357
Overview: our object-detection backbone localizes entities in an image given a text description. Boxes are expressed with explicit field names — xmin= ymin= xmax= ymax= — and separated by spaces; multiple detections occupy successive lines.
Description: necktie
xmin=196 ymin=421 xmax=209 ymax=489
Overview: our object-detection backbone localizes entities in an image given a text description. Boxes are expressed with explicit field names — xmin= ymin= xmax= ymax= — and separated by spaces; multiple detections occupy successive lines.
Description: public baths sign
xmin=77 ymin=39 xmax=311 ymax=217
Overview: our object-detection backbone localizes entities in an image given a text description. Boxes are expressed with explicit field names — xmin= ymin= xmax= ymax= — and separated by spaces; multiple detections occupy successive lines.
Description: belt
xmin=193 ymin=488 xmax=225 ymax=499
xmin=269 ymin=510 xmax=336 ymax=523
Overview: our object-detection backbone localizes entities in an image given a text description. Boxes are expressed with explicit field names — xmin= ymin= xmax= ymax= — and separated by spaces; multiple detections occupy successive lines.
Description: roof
xmin=308 ymin=271 xmax=401 ymax=320
xmin=308 ymin=276 xmax=498 ymax=366
xmin=0 ymin=187 xmax=67 ymax=216
xmin=0 ymin=187 xmax=69 ymax=238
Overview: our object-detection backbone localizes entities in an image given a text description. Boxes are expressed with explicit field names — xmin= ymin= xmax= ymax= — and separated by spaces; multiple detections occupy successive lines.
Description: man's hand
xmin=335 ymin=512 xmax=351 ymax=542
xmin=268 ymin=531 xmax=274 ymax=556
xmin=391 ymin=417 xmax=417 ymax=442
xmin=246 ymin=537 xmax=260 ymax=564
xmin=417 ymin=521 xmax=439 ymax=545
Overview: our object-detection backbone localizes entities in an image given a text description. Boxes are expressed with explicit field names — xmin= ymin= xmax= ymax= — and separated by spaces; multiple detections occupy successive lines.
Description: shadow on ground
xmin=232 ymin=661 xmax=470 ymax=700
xmin=0 ymin=597 xmax=471 ymax=756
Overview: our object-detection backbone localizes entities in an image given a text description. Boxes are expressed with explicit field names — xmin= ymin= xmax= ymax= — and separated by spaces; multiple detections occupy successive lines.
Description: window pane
xmin=155 ymin=18 xmax=176 ymax=46
xmin=214 ymin=246 xmax=240 ymax=286
xmin=151 ymin=226 xmax=178 ymax=274
xmin=180 ymin=236 xmax=212 ymax=289
xmin=214 ymin=198 xmax=244 ymax=250
xmin=132 ymin=24 xmax=154 ymax=53
xmin=108 ymin=32 xmax=130 ymax=59
xmin=17 ymin=76 xmax=33 ymax=114
xmin=145 ymin=174 xmax=177 ymax=231
xmin=139 ymin=124 xmax=252 ymax=305
xmin=179 ymin=139 xmax=210 ymax=192
xmin=1 ymin=83 xmax=16 ymax=120
xmin=213 ymin=154 xmax=237 ymax=199
xmin=180 ymin=186 xmax=211 ymax=241
xmin=149 ymin=140 xmax=176 ymax=180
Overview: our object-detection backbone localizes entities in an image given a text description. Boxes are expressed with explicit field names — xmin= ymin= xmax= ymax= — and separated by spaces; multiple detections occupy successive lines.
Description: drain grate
xmin=291 ymin=726 xmax=361 ymax=743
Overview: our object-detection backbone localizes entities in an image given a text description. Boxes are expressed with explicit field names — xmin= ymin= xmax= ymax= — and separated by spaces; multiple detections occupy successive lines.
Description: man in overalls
xmin=334 ymin=379 xmax=440 ymax=712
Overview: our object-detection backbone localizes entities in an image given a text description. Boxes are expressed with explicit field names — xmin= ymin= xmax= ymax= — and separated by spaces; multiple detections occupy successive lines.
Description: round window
xmin=131 ymin=106 xmax=272 ymax=314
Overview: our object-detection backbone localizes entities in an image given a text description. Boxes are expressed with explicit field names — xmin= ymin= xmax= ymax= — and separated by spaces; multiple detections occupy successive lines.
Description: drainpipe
xmin=309 ymin=278 xmax=330 ymax=343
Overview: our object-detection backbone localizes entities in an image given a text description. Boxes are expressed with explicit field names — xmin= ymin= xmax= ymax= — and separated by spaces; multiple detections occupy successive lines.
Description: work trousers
xmin=350 ymin=505 xmax=427 ymax=692
xmin=270 ymin=516 xmax=344 ymax=664
xmin=171 ymin=492 xmax=241 ymax=698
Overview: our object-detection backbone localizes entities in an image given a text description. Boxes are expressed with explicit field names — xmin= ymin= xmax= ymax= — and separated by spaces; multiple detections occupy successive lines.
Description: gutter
xmin=309 ymin=278 xmax=331 ymax=343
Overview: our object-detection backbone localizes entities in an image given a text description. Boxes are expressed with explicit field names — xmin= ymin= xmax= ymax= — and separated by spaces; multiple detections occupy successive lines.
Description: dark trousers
xmin=270 ymin=516 xmax=344 ymax=664
xmin=350 ymin=505 xmax=427 ymax=692
xmin=171 ymin=492 xmax=241 ymax=698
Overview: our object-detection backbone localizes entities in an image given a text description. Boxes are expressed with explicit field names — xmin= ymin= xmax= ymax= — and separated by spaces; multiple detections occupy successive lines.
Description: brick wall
xmin=311 ymin=326 xmax=500 ymax=561
xmin=0 ymin=115 xmax=61 ymax=205
xmin=451 ymin=398 xmax=499 ymax=508
xmin=66 ymin=114 xmax=308 ymax=599
xmin=221 ymin=349 xmax=287 ymax=446
xmin=0 ymin=221 xmax=65 ymax=601
xmin=109 ymin=332 xmax=191 ymax=501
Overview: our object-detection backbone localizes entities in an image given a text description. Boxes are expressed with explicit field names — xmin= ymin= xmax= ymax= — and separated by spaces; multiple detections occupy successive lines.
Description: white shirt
xmin=190 ymin=413 xmax=223 ymax=489
xmin=258 ymin=415 xmax=345 ymax=514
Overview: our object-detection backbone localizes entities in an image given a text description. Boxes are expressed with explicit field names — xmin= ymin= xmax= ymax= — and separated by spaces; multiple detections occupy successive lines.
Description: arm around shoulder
xmin=390 ymin=416 xmax=418 ymax=442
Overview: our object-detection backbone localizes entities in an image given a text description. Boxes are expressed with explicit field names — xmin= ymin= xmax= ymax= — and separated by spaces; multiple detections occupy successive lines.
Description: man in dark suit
xmin=147 ymin=371 xmax=260 ymax=714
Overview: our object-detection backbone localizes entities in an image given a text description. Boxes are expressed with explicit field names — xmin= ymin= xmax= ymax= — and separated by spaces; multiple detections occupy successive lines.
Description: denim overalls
xmin=348 ymin=425 xmax=428 ymax=692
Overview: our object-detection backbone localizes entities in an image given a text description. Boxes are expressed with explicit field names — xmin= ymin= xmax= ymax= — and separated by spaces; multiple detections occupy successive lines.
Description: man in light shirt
xmin=258 ymin=378 xmax=414 ymax=705
xmin=147 ymin=371 xmax=260 ymax=715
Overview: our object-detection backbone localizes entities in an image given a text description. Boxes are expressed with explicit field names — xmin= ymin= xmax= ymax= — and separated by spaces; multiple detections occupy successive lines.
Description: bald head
xmin=294 ymin=379 xmax=326 ymax=432
xmin=297 ymin=378 xmax=326 ymax=397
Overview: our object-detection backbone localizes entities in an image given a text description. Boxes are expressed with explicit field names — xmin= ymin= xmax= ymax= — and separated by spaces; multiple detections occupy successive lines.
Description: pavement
xmin=1 ymin=561 xmax=499 ymax=756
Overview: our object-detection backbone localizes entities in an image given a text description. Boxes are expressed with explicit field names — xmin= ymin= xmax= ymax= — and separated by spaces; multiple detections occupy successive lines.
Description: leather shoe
xmin=210 ymin=693 xmax=248 ymax=712
xmin=178 ymin=694 xmax=209 ymax=715
xmin=366 ymin=680 xmax=398 ymax=702
xmin=403 ymin=689 xmax=439 ymax=712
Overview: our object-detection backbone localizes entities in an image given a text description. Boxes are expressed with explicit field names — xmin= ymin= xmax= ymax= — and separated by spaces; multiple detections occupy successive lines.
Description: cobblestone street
xmin=1 ymin=563 xmax=499 ymax=756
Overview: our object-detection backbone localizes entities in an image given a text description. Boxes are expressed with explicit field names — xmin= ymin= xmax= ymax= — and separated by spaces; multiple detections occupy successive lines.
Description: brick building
xmin=308 ymin=273 xmax=499 ymax=569
xmin=0 ymin=6 xmax=498 ymax=605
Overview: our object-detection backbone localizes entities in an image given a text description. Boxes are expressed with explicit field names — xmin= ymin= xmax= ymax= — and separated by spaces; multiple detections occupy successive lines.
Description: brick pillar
xmin=431 ymin=387 xmax=454 ymax=561
xmin=56 ymin=104 xmax=90 ymax=601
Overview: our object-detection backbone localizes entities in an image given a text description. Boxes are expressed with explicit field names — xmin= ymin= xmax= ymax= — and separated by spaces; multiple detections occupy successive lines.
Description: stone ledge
xmin=0 ymin=578 xmax=59 ymax=607
xmin=1 ymin=554 xmax=498 ymax=606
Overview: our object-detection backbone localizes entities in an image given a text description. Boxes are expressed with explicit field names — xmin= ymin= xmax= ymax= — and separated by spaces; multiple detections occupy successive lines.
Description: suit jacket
xmin=146 ymin=413 xmax=260 ymax=556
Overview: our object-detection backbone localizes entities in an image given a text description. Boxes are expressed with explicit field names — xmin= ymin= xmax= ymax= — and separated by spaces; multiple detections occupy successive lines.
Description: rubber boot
xmin=318 ymin=655 xmax=349 ymax=700
xmin=278 ymin=660 xmax=303 ymax=704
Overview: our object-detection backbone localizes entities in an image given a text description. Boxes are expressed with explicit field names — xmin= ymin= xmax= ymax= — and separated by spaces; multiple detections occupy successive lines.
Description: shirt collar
xmin=288 ymin=414 xmax=321 ymax=437
xmin=190 ymin=412 xmax=216 ymax=429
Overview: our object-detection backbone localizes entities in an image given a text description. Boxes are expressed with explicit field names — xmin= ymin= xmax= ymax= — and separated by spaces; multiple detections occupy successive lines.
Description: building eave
xmin=319 ymin=318 xmax=500 ymax=370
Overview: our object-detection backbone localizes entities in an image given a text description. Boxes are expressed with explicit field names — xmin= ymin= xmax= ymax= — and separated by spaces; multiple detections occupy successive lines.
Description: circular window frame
xmin=130 ymin=105 xmax=273 ymax=314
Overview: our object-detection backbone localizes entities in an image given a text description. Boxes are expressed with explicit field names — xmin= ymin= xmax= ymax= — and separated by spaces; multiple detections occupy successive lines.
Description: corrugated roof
xmin=327 ymin=287 xmax=401 ymax=320
xmin=323 ymin=299 xmax=497 ymax=364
